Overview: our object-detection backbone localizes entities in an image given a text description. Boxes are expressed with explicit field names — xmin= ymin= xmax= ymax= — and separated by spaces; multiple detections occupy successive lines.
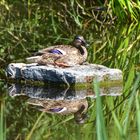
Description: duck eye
xmin=81 ymin=40 xmax=86 ymax=45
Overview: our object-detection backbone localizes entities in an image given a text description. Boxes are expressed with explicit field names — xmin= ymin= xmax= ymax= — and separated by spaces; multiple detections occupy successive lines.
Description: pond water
xmin=0 ymin=80 xmax=138 ymax=140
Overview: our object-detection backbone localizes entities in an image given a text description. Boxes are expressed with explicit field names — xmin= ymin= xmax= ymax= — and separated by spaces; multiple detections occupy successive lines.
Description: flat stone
xmin=6 ymin=63 xmax=123 ymax=84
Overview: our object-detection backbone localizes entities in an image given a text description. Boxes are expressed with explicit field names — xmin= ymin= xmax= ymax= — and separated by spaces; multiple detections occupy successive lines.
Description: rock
xmin=6 ymin=63 xmax=123 ymax=85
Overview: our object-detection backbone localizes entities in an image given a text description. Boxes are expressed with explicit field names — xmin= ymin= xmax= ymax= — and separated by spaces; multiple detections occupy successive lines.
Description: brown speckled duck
xmin=26 ymin=35 xmax=88 ymax=67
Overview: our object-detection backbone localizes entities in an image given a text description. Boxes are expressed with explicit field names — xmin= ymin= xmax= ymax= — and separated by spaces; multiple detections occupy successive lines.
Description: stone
xmin=6 ymin=63 xmax=123 ymax=85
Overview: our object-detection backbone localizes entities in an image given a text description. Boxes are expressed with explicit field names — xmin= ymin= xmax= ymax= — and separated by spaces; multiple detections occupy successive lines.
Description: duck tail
xmin=26 ymin=56 xmax=40 ymax=63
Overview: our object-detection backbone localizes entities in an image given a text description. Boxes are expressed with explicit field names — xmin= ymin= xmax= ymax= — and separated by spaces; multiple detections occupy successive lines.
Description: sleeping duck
xmin=26 ymin=35 xmax=88 ymax=67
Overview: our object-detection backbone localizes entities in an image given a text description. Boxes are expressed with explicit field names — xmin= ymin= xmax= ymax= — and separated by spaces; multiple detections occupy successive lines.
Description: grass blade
xmin=123 ymin=73 xmax=140 ymax=135
xmin=94 ymin=80 xmax=107 ymax=140
xmin=25 ymin=112 xmax=44 ymax=140
xmin=136 ymin=94 xmax=140 ymax=140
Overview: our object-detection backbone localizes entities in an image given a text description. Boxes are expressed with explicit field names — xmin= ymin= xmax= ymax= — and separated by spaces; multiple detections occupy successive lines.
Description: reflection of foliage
xmin=5 ymin=95 xmax=79 ymax=140
xmin=0 ymin=84 xmax=39 ymax=139
xmin=5 ymin=96 xmax=39 ymax=139
xmin=0 ymin=80 xmax=139 ymax=140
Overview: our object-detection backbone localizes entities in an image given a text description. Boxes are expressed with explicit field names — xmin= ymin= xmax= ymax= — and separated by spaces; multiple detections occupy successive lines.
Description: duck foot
xmin=82 ymin=62 xmax=90 ymax=65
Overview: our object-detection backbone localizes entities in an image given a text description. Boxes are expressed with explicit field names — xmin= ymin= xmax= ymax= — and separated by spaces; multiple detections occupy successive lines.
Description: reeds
xmin=92 ymin=73 xmax=140 ymax=140
xmin=0 ymin=100 xmax=6 ymax=140
xmin=0 ymin=0 xmax=139 ymax=70
xmin=94 ymin=79 xmax=107 ymax=140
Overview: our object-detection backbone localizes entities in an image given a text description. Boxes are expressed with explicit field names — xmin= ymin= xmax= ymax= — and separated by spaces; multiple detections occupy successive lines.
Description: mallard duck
xmin=26 ymin=35 xmax=88 ymax=67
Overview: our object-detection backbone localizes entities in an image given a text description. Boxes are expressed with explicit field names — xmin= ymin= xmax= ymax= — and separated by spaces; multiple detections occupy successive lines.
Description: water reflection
xmin=8 ymin=84 xmax=122 ymax=123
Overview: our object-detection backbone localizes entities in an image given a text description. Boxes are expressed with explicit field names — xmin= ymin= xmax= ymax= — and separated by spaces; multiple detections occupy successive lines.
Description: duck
xmin=26 ymin=35 xmax=88 ymax=67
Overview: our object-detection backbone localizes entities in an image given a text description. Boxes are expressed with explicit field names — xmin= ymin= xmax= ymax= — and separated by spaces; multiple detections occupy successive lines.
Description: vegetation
xmin=0 ymin=0 xmax=140 ymax=69
xmin=0 ymin=0 xmax=140 ymax=140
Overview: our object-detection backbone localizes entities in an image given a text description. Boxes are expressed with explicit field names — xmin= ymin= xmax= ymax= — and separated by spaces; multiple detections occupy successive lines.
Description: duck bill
xmin=85 ymin=43 xmax=90 ymax=48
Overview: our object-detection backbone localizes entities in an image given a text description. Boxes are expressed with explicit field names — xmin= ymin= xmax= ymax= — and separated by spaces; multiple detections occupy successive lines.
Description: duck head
xmin=73 ymin=35 xmax=88 ymax=55
xmin=73 ymin=35 xmax=87 ymax=48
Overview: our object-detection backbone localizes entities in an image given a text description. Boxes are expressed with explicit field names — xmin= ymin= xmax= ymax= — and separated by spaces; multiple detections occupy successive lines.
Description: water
xmin=0 ymin=80 xmax=130 ymax=140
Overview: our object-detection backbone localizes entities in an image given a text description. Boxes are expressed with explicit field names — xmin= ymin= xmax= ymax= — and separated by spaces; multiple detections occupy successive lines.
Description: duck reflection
xmin=8 ymin=84 xmax=122 ymax=124
xmin=28 ymin=98 xmax=88 ymax=124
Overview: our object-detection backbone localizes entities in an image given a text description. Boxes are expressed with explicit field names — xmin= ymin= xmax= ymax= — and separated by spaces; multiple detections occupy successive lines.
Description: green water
xmin=0 ymin=81 xmax=137 ymax=140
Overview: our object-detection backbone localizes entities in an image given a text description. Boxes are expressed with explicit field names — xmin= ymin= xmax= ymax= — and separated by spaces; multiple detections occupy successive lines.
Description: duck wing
xmin=54 ymin=54 xmax=84 ymax=67
xmin=37 ymin=45 xmax=77 ymax=55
